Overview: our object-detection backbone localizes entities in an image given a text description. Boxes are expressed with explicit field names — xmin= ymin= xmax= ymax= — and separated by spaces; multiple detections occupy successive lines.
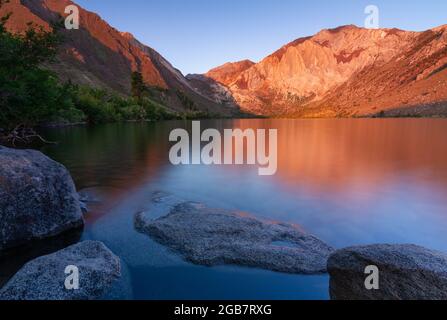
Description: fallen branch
xmin=0 ymin=126 xmax=58 ymax=146
xmin=25 ymin=134 xmax=58 ymax=145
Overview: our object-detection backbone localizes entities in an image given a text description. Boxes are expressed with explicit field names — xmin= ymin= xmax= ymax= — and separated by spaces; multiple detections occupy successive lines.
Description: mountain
xmin=206 ymin=25 xmax=447 ymax=117
xmin=205 ymin=60 xmax=255 ymax=86
xmin=311 ymin=26 xmax=447 ymax=118
xmin=3 ymin=1 xmax=446 ymax=118
xmin=0 ymin=0 xmax=240 ymax=115
xmin=181 ymin=60 xmax=256 ymax=108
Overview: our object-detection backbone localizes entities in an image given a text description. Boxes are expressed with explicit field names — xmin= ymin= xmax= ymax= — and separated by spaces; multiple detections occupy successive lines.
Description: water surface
xmin=38 ymin=119 xmax=447 ymax=300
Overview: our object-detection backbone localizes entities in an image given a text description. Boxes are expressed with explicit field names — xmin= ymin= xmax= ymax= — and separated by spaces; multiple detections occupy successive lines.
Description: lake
xmin=36 ymin=119 xmax=447 ymax=300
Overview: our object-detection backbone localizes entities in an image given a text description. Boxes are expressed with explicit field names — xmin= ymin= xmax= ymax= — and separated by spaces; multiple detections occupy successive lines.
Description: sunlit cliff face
xmin=205 ymin=25 xmax=447 ymax=117
xmin=1 ymin=0 xmax=167 ymax=92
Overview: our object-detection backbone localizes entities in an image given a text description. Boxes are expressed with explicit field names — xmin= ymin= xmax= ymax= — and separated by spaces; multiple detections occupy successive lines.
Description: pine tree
xmin=131 ymin=71 xmax=145 ymax=100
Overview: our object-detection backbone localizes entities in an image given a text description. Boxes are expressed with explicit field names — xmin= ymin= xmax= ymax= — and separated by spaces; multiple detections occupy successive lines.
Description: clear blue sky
xmin=75 ymin=0 xmax=447 ymax=75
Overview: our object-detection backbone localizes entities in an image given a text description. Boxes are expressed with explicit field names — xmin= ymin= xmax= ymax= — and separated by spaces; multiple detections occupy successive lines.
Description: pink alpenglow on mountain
xmin=0 ymin=0 xmax=240 ymax=115
xmin=206 ymin=25 xmax=447 ymax=117
xmin=205 ymin=60 xmax=255 ymax=87
xmin=2 ymin=0 xmax=447 ymax=118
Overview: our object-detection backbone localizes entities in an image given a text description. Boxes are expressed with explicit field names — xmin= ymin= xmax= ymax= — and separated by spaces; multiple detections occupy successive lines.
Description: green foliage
xmin=70 ymin=85 xmax=177 ymax=123
xmin=0 ymin=14 xmax=175 ymax=132
xmin=131 ymin=71 xmax=145 ymax=100
xmin=0 ymin=5 xmax=211 ymax=142
xmin=0 ymin=12 xmax=68 ymax=130
xmin=180 ymin=110 xmax=218 ymax=120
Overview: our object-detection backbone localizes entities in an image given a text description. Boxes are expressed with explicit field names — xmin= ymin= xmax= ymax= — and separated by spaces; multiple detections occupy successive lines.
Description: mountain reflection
xmin=43 ymin=119 xmax=447 ymax=234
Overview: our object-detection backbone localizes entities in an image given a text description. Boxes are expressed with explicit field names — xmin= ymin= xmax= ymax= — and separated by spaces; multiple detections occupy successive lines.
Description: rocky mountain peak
xmin=205 ymin=59 xmax=255 ymax=86
xmin=205 ymin=23 xmax=446 ymax=117
xmin=1 ymin=0 xmax=240 ymax=116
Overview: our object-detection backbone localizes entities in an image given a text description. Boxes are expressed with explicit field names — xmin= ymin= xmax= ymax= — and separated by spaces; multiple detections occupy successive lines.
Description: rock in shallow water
xmin=0 ymin=146 xmax=83 ymax=253
xmin=0 ymin=241 xmax=121 ymax=300
xmin=328 ymin=244 xmax=447 ymax=300
xmin=136 ymin=202 xmax=334 ymax=274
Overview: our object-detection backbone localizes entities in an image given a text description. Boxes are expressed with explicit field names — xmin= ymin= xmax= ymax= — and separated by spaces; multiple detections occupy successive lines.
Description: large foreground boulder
xmin=0 ymin=241 xmax=121 ymax=300
xmin=328 ymin=244 xmax=447 ymax=300
xmin=0 ymin=146 xmax=83 ymax=253
xmin=136 ymin=202 xmax=334 ymax=274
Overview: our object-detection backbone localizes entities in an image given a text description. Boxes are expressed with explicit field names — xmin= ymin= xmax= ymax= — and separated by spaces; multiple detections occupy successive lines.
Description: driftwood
xmin=0 ymin=124 xmax=57 ymax=147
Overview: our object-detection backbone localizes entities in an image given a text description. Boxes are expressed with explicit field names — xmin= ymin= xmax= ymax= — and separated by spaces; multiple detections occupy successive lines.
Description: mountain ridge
xmin=205 ymin=24 xmax=447 ymax=117
xmin=3 ymin=1 xmax=446 ymax=118
xmin=1 ymin=0 xmax=240 ymax=115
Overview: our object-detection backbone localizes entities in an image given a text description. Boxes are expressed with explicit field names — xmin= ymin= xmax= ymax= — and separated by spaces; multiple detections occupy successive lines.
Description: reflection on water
xmin=35 ymin=119 xmax=447 ymax=299
xmin=272 ymin=119 xmax=447 ymax=191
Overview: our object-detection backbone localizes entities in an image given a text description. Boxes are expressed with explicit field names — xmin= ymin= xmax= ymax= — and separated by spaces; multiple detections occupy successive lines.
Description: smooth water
xmin=38 ymin=119 xmax=447 ymax=300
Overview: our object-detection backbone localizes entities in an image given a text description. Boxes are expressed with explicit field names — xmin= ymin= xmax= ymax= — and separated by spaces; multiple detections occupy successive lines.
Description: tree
xmin=0 ymin=2 xmax=68 ymax=145
xmin=131 ymin=71 xmax=145 ymax=100
xmin=0 ymin=1 xmax=174 ymax=146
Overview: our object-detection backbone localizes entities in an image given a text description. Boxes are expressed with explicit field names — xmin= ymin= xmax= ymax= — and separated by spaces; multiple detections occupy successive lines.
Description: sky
xmin=75 ymin=0 xmax=447 ymax=75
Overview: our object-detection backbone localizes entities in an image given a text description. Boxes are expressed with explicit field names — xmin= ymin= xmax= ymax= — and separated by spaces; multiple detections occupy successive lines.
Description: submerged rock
xmin=136 ymin=202 xmax=334 ymax=274
xmin=328 ymin=244 xmax=447 ymax=300
xmin=0 ymin=241 xmax=121 ymax=300
xmin=0 ymin=146 xmax=83 ymax=253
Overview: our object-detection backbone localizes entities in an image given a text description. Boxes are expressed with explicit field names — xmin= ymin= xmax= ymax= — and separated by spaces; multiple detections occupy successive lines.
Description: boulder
xmin=136 ymin=202 xmax=334 ymax=274
xmin=328 ymin=244 xmax=447 ymax=300
xmin=0 ymin=146 xmax=83 ymax=253
xmin=0 ymin=241 xmax=121 ymax=300
xmin=0 ymin=228 xmax=82 ymax=289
